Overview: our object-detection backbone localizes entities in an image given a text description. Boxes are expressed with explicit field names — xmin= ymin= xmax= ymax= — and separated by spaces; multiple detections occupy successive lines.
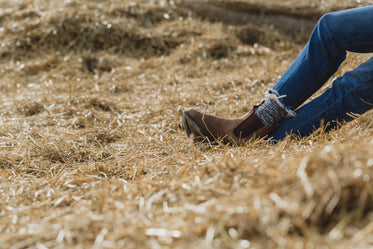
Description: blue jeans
xmin=270 ymin=5 xmax=373 ymax=140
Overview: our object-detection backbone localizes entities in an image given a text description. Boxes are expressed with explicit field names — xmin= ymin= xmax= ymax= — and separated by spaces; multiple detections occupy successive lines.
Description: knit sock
xmin=254 ymin=94 xmax=295 ymax=127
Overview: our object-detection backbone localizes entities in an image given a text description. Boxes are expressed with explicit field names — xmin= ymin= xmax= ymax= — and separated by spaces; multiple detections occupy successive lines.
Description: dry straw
xmin=0 ymin=0 xmax=373 ymax=248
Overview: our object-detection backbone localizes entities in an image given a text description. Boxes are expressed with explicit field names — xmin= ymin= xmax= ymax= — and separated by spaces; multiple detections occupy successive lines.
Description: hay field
xmin=1 ymin=0 xmax=373 ymax=248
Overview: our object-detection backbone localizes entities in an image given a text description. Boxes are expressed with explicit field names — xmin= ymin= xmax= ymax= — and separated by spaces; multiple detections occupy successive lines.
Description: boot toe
xmin=183 ymin=111 xmax=199 ymax=138
xmin=183 ymin=109 xmax=216 ymax=143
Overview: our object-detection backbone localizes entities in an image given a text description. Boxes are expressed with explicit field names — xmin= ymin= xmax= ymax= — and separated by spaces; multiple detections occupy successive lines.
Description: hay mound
xmin=9 ymin=14 xmax=187 ymax=58
xmin=1 ymin=2 xmax=195 ymax=60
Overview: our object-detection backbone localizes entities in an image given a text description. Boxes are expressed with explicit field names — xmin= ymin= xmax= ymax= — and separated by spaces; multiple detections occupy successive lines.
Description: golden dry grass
xmin=1 ymin=0 xmax=373 ymax=248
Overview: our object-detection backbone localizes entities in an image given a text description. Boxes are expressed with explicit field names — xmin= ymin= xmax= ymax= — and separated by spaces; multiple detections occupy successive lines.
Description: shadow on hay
xmin=182 ymin=0 xmax=318 ymax=44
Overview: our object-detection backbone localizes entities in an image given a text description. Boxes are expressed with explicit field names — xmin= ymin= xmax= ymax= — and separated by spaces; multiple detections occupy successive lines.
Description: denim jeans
xmin=270 ymin=5 xmax=373 ymax=140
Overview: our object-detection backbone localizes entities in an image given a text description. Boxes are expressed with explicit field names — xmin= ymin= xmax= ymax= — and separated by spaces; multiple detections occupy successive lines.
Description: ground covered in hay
xmin=1 ymin=0 xmax=373 ymax=248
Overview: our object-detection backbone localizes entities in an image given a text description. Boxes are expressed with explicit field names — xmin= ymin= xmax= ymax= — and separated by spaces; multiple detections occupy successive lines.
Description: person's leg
xmin=272 ymin=5 xmax=373 ymax=111
xmin=183 ymin=6 xmax=373 ymax=144
xmin=271 ymin=56 xmax=373 ymax=140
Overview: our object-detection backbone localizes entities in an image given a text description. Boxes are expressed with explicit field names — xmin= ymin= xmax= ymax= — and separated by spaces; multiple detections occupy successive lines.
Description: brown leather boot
xmin=183 ymin=107 xmax=273 ymax=145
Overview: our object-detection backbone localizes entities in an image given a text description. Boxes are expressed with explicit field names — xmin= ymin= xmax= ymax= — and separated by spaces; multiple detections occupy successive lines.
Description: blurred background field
xmin=1 ymin=0 xmax=373 ymax=248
